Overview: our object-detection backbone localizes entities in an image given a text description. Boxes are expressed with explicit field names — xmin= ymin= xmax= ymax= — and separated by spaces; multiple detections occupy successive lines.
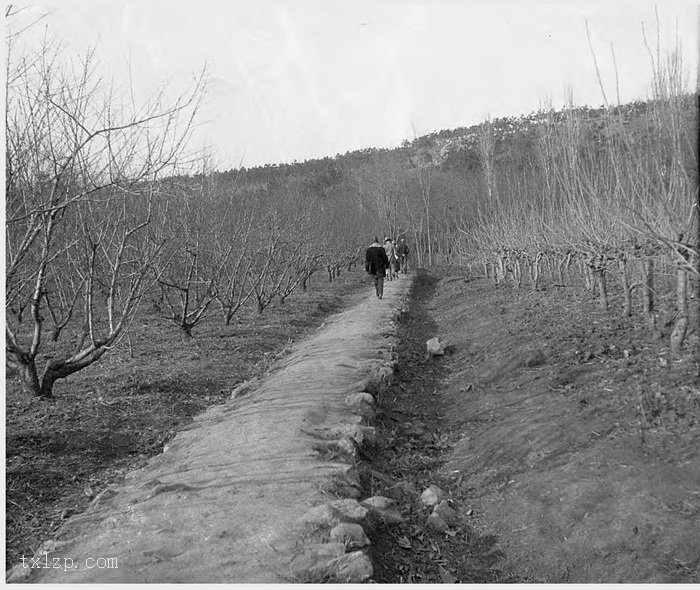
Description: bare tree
xmin=216 ymin=218 xmax=258 ymax=325
xmin=246 ymin=210 xmax=314 ymax=314
xmin=5 ymin=22 xmax=204 ymax=397
xmin=153 ymin=168 xmax=238 ymax=337
xmin=241 ymin=183 xmax=334 ymax=314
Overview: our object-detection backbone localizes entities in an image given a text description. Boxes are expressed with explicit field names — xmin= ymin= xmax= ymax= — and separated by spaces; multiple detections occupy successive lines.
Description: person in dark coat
xmin=365 ymin=237 xmax=390 ymax=299
xmin=396 ymin=237 xmax=410 ymax=274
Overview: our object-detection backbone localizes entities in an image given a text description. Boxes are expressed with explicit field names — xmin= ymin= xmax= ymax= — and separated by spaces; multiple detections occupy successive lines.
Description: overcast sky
xmin=8 ymin=1 xmax=700 ymax=170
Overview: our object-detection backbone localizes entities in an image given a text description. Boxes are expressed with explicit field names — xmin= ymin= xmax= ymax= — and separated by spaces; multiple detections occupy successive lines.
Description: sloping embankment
xmin=8 ymin=275 xmax=414 ymax=584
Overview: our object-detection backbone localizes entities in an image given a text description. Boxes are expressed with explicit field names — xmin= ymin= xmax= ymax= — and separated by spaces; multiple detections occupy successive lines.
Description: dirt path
xmin=9 ymin=270 xmax=699 ymax=583
xmin=367 ymin=271 xmax=700 ymax=583
xmin=7 ymin=275 xmax=413 ymax=584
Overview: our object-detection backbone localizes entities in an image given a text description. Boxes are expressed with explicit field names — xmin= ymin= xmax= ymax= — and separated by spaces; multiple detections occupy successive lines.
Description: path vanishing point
xmin=8 ymin=274 xmax=414 ymax=583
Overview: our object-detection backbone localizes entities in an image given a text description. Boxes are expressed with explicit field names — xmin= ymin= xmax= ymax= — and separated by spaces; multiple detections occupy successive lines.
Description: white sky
xmin=7 ymin=1 xmax=700 ymax=170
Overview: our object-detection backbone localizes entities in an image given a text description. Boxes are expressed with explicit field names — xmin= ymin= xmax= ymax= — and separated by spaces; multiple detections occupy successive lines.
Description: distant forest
xmin=218 ymin=94 xmax=698 ymax=269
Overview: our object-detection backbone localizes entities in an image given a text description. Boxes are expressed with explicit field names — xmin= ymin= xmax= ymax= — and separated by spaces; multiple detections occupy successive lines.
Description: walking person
xmin=365 ymin=237 xmax=390 ymax=299
xmin=396 ymin=237 xmax=410 ymax=274
xmin=383 ymin=237 xmax=398 ymax=281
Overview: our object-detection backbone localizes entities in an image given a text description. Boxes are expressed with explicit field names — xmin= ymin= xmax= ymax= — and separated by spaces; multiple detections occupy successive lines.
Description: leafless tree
xmin=216 ymin=216 xmax=258 ymax=325
xmin=5 ymin=21 xmax=204 ymax=397
xmin=153 ymin=168 xmax=238 ymax=337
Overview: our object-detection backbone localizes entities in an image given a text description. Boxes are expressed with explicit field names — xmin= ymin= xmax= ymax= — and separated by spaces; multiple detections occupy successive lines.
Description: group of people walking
xmin=364 ymin=236 xmax=410 ymax=299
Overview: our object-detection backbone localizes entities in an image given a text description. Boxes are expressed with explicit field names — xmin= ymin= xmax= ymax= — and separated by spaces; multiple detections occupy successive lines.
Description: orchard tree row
xmin=4 ymin=23 xmax=364 ymax=399
xmin=449 ymin=56 xmax=698 ymax=357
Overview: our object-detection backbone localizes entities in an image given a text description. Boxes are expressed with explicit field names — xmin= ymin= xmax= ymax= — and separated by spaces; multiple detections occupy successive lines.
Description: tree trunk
xmin=545 ymin=255 xmax=554 ymax=283
xmin=583 ymin=263 xmax=594 ymax=293
xmin=670 ymin=265 xmax=688 ymax=355
xmin=39 ymin=371 xmax=59 ymax=399
xmin=531 ymin=254 xmax=541 ymax=291
xmin=16 ymin=359 xmax=45 ymax=398
xmin=21 ymin=347 xmax=108 ymax=399
xmin=593 ymin=268 xmax=608 ymax=310
xmin=619 ymin=258 xmax=632 ymax=317
xmin=498 ymin=255 xmax=507 ymax=285
xmin=557 ymin=257 xmax=566 ymax=286
xmin=642 ymin=257 xmax=657 ymax=331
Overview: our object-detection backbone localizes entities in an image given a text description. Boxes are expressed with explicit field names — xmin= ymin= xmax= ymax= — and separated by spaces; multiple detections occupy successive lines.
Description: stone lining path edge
xmin=8 ymin=273 xmax=414 ymax=584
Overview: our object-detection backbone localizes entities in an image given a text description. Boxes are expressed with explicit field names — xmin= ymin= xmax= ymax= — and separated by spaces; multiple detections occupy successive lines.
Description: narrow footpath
xmin=8 ymin=275 xmax=414 ymax=584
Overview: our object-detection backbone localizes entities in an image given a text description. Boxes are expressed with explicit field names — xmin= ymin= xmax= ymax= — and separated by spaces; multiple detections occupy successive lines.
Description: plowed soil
xmin=365 ymin=269 xmax=700 ymax=583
